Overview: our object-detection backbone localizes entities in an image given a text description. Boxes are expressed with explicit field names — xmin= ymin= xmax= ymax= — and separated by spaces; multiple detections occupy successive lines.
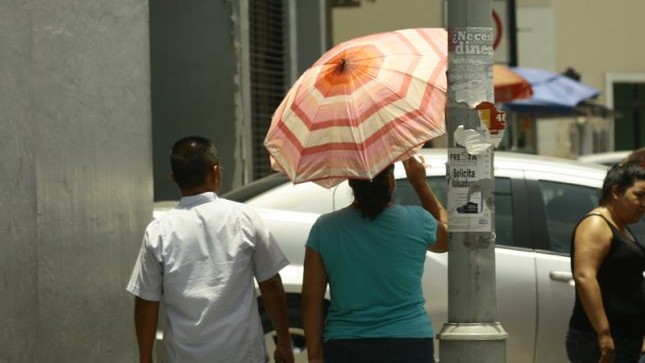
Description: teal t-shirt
xmin=305 ymin=205 xmax=438 ymax=341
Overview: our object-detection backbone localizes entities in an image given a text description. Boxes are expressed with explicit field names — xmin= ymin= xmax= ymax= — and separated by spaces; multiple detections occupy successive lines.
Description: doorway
xmin=606 ymin=73 xmax=645 ymax=151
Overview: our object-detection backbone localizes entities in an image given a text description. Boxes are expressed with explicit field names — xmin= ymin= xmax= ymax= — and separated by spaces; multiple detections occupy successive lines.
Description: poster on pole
xmin=442 ymin=0 xmax=510 ymax=64
xmin=447 ymin=147 xmax=493 ymax=232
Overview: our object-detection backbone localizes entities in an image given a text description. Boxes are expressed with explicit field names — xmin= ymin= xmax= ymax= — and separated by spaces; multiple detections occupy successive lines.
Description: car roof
xmin=222 ymin=148 xmax=609 ymax=204
xmin=222 ymin=172 xmax=289 ymax=202
xmin=398 ymin=148 xmax=608 ymax=179
xmin=577 ymin=151 xmax=630 ymax=166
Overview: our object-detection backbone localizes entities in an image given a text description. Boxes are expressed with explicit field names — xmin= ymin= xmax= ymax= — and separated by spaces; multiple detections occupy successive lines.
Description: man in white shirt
xmin=127 ymin=136 xmax=294 ymax=363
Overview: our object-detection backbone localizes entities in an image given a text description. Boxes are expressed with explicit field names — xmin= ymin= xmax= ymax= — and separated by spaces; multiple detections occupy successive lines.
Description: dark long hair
xmin=600 ymin=160 xmax=645 ymax=204
xmin=348 ymin=165 xmax=394 ymax=220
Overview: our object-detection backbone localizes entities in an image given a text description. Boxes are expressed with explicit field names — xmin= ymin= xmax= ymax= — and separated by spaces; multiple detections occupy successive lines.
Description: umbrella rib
xmin=288 ymin=70 xmax=366 ymax=177
xmin=350 ymin=65 xmax=445 ymax=173
xmin=346 ymin=66 xmax=374 ymax=171
xmin=357 ymin=66 xmax=445 ymax=120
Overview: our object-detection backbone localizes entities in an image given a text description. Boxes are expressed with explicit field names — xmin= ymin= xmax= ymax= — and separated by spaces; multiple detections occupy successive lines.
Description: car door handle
xmin=549 ymin=271 xmax=575 ymax=286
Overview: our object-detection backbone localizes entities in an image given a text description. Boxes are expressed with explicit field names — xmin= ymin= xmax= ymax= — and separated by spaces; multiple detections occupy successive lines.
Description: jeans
xmin=323 ymin=337 xmax=435 ymax=363
xmin=566 ymin=328 xmax=642 ymax=363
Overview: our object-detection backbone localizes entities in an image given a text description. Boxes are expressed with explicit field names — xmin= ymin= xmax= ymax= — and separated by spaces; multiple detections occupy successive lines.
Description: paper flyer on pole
xmin=446 ymin=147 xmax=493 ymax=232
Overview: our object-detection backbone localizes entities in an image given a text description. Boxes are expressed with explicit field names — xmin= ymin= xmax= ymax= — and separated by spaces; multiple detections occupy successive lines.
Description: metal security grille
xmin=249 ymin=0 xmax=289 ymax=180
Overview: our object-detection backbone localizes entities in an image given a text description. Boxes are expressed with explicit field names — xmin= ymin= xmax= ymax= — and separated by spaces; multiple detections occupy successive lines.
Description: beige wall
xmin=333 ymin=0 xmax=645 ymax=101
xmin=551 ymin=0 xmax=645 ymax=101
xmin=332 ymin=0 xmax=645 ymax=155
xmin=332 ymin=0 xmax=444 ymax=44
xmin=517 ymin=0 xmax=548 ymax=6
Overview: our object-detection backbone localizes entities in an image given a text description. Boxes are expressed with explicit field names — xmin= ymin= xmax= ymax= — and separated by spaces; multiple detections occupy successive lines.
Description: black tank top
xmin=569 ymin=213 xmax=645 ymax=337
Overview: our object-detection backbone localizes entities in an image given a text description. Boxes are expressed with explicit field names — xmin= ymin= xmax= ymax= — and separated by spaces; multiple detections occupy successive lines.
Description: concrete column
xmin=0 ymin=0 xmax=151 ymax=361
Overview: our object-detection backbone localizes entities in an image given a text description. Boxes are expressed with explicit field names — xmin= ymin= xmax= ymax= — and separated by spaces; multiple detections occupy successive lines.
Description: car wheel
xmin=264 ymin=325 xmax=308 ymax=363
xmin=259 ymin=294 xmax=308 ymax=363
xmin=258 ymin=294 xmax=307 ymax=363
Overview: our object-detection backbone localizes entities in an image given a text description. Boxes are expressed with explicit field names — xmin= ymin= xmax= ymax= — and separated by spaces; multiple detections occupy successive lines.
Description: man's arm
xmin=134 ymin=296 xmax=160 ymax=363
xmin=258 ymin=274 xmax=295 ymax=363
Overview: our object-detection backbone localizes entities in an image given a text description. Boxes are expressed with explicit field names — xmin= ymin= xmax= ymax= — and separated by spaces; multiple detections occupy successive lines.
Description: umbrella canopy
xmin=493 ymin=64 xmax=533 ymax=103
xmin=264 ymin=28 xmax=448 ymax=188
xmin=505 ymin=67 xmax=600 ymax=110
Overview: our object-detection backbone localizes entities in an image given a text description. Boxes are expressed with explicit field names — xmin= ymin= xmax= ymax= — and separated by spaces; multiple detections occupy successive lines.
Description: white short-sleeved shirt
xmin=127 ymin=192 xmax=288 ymax=363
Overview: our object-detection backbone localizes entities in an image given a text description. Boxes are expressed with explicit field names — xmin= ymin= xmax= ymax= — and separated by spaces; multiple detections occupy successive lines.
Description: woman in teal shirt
xmin=302 ymin=156 xmax=448 ymax=363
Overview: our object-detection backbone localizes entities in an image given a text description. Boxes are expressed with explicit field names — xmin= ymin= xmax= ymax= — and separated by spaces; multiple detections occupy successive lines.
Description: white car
xmin=577 ymin=150 xmax=630 ymax=166
xmin=155 ymin=149 xmax=645 ymax=363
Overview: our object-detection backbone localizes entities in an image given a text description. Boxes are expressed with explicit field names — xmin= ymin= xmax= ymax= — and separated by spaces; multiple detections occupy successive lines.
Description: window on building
xmin=249 ymin=0 xmax=290 ymax=180
xmin=613 ymin=82 xmax=645 ymax=150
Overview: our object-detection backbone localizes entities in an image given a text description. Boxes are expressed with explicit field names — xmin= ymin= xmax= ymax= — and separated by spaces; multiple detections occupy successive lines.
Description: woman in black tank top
xmin=566 ymin=161 xmax=645 ymax=363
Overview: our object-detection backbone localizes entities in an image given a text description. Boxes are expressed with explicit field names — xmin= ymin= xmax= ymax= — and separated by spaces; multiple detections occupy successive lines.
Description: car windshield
xmin=221 ymin=172 xmax=335 ymax=214
xmin=221 ymin=172 xmax=289 ymax=202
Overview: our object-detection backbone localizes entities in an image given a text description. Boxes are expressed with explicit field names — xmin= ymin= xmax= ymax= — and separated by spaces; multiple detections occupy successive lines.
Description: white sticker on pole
xmin=447 ymin=147 xmax=493 ymax=232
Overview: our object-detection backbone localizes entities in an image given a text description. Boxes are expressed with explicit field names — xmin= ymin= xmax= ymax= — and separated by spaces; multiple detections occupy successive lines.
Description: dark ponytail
xmin=348 ymin=165 xmax=394 ymax=220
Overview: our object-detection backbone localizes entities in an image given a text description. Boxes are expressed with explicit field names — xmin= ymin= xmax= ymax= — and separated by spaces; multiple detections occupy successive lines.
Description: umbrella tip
xmin=338 ymin=58 xmax=347 ymax=72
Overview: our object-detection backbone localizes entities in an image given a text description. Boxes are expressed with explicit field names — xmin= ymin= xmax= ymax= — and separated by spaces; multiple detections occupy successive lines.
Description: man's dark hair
xmin=170 ymin=136 xmax=219 ymax=190
xmin=600 ymin=160 xmax=645 ymax=204
xmin=348 ymin=165 xmax=394 ymax=220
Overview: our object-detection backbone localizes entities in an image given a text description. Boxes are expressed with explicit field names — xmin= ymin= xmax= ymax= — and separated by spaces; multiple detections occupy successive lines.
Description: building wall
xmin=296 ymin=0 xmax=329 ymax=75
xmin=516 ymin=0 xmax=645 ymax=104
xmin=332 ymin=0 xmax=444 ymax=44
xmin=151 ymin=0 xmax=329 ymax=200
xmin=0 ymin=0 xmax=151 ymax=362
xmin=551 ymin=0 xmax=645 ymax=102
xmin=515 ymin=0 xmax=645 ymax=153
xmin=333 ymin=0 xmax=645 ymax=98
xmin=332 ymin=0 xmax=645 ymax=155
xmin=150 ymin=0 xmax=240 ymax=200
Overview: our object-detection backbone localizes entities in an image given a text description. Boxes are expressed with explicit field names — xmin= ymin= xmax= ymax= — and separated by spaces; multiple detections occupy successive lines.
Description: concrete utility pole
xmin=438 ymin=0 xmax=508 ymax=362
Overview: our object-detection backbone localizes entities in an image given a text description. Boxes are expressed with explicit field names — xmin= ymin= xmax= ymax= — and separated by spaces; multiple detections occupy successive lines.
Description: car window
xmin=538 ymin=181 xmax=599 ymax=254
xmin=494 ymin=178 xmax=513 ymax=246
xmin=393 ymin=177 xmax=515 ymax=247
xmin=392 ymin=177 xmax=448 ymax=206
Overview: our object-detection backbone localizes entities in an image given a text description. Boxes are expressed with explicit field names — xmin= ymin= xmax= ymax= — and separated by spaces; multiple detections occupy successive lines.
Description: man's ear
xmin=171 ymin=172 xmax=176 ymax=183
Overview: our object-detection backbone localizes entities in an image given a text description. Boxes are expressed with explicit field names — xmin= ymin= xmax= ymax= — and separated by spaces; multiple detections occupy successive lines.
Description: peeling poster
xmin=447 ymin=147 xmax=493 ymax=232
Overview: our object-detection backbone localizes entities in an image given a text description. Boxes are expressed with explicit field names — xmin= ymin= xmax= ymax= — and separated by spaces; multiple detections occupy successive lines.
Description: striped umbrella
xmin=264 ymin=28 xmax=448 ymax=188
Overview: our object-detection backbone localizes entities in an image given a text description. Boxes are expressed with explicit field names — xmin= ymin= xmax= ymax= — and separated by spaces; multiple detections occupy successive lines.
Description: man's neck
xmin=181 ymin=186 xmax=215 ymax=197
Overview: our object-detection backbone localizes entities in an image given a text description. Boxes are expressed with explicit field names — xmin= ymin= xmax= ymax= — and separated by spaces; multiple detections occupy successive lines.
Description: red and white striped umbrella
xmin=264 ymin=28 xmax=448 ymax=188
